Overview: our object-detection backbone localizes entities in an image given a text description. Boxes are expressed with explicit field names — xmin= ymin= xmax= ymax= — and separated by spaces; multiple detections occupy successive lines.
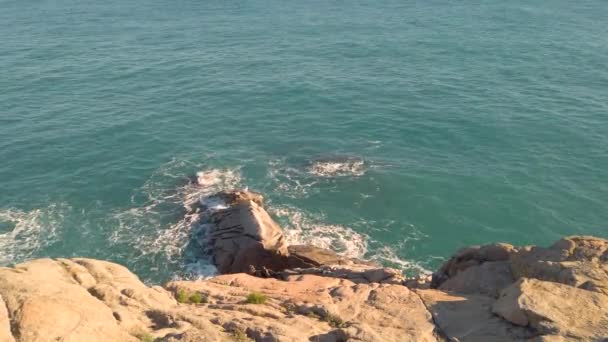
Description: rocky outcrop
xmin=510 ymin=236 xmax=608 ymax=295
xmin=493 ymin=278 xmax=608 ymax=340
xmin=201 ymin=191 xmax=290 ymax=274
xmin=1 ymin=235 xmax=607 ymax=341
xmin=426 ymin=235 xmax=608 ymax=341
xmin=197 ymin=191 xmax=403 ymax=280
xmin=0 ymin=258 xmax=438 ymax=342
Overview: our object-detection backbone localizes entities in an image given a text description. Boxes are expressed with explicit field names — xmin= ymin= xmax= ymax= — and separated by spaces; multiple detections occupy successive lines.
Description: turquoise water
xmin=1 ymin=0 xmax=607 ymax=283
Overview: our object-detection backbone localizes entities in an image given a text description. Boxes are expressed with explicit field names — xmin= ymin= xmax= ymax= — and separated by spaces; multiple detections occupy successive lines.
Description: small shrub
xmin=136 ymin=332 xmax=155 ymax=342
xmin=245 ymin=292 xmax=267 ymax=304
xmin=189 ymin=292 xmax=208 ymax=304
xmin=176 ymin=289 xmax=189 ymax=303
xmin=231 ymin=327 xmax=249 ymax=341
xmin=323 ymin=312 xmax=347 ymax=328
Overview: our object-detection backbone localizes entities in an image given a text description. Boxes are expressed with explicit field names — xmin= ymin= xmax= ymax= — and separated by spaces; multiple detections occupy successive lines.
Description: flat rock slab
xmin=416 ymin=289 xmax=533 ymax=342
xmin=493 ymin=278 xmax=608 ymax=340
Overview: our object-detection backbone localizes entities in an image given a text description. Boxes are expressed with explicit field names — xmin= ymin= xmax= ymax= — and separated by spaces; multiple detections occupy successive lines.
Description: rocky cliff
xmin=0 ymin=191 xmax=606 ymax=342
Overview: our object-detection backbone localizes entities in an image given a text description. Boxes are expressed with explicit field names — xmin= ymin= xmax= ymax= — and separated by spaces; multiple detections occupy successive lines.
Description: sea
xmin=1 ymin=0 xmax=607 ymax=283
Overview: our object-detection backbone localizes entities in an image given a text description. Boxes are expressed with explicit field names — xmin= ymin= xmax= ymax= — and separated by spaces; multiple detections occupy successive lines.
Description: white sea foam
xmin=267 ymin=159 xmax=317 ymax=198
xmin=371 ymin=245 xmax=432 ymax=275
xmin=308 ymin=159 xmax=366 ymax=177
xmin=270 ymin=206 xmax=368 ymax=259
xmin=0 ymin=203 xmax=68 ymax=265
xmin=110 ymin=160 xmax=242 ymax=278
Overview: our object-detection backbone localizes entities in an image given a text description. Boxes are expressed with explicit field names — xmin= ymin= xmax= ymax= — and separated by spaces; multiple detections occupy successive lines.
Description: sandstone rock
xmin=169 ymin=273 xmax=438 ymax=342
xmin=0 ymin=259 xmax=138 ymax=342
xmin=416 ymin=289 xmax=534 ymax=341
xmin=510 ymin=236 xmax=608 ymax=295
xmin=205 ymin=192 xmax=289 ymax=274
xmin=0 ymin=294 xmax=15 ymax=342
xmin=279 ymin=264 xmax=405 ymax=285
xmin=492 ymin=278 xmax=608 ymax=340
xmin=432 ymin=243 xmax=518 ymax=288
xmin=438 ymin=261 xmax=514 ymax=297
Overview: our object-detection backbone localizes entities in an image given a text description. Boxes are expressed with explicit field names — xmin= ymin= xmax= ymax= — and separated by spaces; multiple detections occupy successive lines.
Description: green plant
xmin=176 ymin=289 xmax=208 ymax=304
xmin=245 ymin=292 xmax=267 ymax=304
xmin=176 ymin=289 xmax=189 ymax=303
xmin=136 ymin=332 xmax=155 ymax=342
xmin=189 ymin=292 xmax=208 ymax=304
xmin=231 ymin=327 xmax=249 ymax=341
xmin=323 ymin=312 xmax=347 ymax=328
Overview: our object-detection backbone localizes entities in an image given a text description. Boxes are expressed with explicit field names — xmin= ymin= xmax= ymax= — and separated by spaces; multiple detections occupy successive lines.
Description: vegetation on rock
xmin=245 ymin=292 xmax=268 ymax=304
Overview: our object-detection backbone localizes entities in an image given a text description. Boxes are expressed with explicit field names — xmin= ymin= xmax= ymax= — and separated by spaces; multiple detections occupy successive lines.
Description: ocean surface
xmin=1 ymin=0 xmax=607 ymax=283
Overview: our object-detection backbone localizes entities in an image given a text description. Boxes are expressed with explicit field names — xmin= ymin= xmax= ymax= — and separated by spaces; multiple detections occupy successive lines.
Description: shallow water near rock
xmin=1 ymin=0 xmax=607 ymax=283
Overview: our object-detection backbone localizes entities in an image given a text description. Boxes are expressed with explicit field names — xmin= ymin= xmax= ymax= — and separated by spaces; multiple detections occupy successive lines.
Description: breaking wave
xmin=0 ymin=203 xmax=68 ymax=265
xmin=270 ymin=206 xmax=369 ymax=259
xmin=307 ymin=158 xmax=366 ymax=177
xmin=110 ymin=158 xmax=242 ymax=279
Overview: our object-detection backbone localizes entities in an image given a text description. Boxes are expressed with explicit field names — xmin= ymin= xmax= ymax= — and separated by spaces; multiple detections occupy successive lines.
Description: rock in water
xmin=205 ymin=191 xmax=290 ymax=274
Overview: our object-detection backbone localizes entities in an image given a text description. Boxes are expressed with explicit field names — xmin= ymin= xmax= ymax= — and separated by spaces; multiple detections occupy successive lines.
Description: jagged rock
xmin=416 ymin=289 xmax=534 ymax=341
xmin=205 ymin=191 xmax=289 ymax=274
xmin=438 ymin=261 xmax=514 ymax=297
xmin=510 ymin=236 xmax=608 ymax=295
xmin=492 ymin=278 xmax=608 ymax=340
xmin=432 ymin=243 xmax=518 ymax=288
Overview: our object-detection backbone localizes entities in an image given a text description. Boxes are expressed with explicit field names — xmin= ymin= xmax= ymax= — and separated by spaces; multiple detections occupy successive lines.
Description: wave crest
xmin=308 ymin=158 xmax=366 ymax=177
xmin=0 ymin=203 xmax=68 ymax=265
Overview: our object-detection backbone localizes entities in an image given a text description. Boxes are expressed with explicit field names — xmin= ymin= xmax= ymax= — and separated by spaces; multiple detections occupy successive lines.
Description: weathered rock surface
xmin=437 ymin=261 xmax=514 ymax=297
xmin=510 ymin=236 xmax=608 ymax=295
xmin=0 ymin=258 xmax=438 ymax=342
xmin=203 ymin=191 xmax=290 ymax=274
xmin=493 ymin=278 xmax=608 ymax=340
xmin=168 ymin=273 xmax=438 ymax=342
xmin=0 ymin=259 xmax=140 ymax=342
xmin=0 ymin=294 xmax=15 ymax=342
xmin=428 ymin=235 xmax=608 ymax=342
xmin=199 ymin=191 xmax=408 ymax=281
xmin=432 ymin=242 xmax=518 ymax=289
xmin=416 ymin=289 xmax=534 ymax=341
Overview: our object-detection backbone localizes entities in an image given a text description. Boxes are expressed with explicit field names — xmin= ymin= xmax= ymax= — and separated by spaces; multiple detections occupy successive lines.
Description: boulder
xmin=492 ymin=278 xmax=608 ymax=340
xmin=438 ymin=261 xmax=514 ymax=298
xmin=432 ymin=243 xmax=518 ymax=288
xmin=204 ymin=191 xmax=289 ymax=274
